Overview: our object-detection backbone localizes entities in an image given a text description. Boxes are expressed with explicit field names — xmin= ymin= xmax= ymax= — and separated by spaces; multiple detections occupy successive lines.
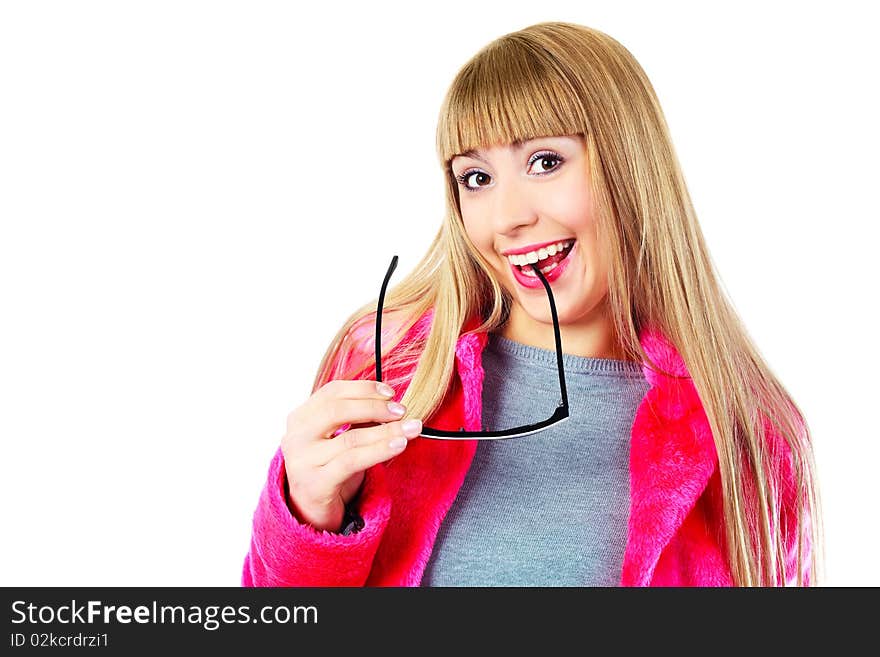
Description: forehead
xmin=451 ymin=134 xmax=582 ymax=165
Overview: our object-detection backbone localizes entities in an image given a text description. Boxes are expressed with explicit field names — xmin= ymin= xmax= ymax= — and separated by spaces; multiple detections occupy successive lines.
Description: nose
xmin=491 ymin=177 xmax=539 ymax=236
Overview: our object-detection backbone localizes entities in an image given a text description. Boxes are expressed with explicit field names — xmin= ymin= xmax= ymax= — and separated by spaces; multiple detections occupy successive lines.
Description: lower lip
xmin=509 ymin=242 xmax=577 ymax=289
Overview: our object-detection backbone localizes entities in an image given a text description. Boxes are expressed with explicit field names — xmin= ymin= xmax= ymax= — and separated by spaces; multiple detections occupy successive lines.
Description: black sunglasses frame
xmin=375 ymin=255 xmax=569 ymax=440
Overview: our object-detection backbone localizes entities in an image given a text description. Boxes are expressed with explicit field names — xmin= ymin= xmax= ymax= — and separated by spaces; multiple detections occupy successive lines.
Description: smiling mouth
xmin=512 ymin=241 xmax=576 ymax=276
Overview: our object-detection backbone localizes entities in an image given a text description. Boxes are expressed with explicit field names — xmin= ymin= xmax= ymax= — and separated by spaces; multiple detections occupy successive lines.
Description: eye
xmin=528 ymin=151 xmax=564 ymax=175
xmin=454 ymin=150 xmax=565 ymax=194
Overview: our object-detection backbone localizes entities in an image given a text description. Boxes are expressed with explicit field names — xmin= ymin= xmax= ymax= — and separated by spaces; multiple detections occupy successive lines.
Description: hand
xmin=280 ymin=380 xmax=422 ymax=532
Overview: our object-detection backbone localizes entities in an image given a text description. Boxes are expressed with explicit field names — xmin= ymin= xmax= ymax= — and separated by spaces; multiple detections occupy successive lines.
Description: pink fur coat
xmin=242 ymin=310 xmax=808 ymax=586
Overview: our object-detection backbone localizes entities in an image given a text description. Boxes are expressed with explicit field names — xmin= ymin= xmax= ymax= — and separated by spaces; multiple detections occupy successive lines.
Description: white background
xmin=1 ymin=1 xmax=877 ymax=586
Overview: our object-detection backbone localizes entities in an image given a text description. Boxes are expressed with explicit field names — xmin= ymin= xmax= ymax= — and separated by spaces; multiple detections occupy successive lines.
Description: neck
xmin=499 ymin=300 xmax=631 ymax=361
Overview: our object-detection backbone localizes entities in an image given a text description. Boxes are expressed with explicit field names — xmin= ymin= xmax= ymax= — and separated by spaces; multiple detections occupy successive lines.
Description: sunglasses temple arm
xmin=375 ymin=255 xmax=399 ymax=383
xmin=533 ymin=264 xmax=569 ymax=410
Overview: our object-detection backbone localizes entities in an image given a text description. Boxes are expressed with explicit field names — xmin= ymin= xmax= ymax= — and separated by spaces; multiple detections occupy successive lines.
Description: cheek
xmin=561 ymin=185 xmax=597 ymax=234
xmin=462 ymin=218 xmax=494 ymax=256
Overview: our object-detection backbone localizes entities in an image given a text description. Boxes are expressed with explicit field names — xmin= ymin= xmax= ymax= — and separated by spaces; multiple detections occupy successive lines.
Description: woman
xmin=242 ymin=21 xmax=821 ymax=586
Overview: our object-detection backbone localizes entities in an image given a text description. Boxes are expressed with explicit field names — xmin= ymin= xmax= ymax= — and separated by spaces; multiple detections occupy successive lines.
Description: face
xmin=450 ymin=134 xmax=618 ymax=355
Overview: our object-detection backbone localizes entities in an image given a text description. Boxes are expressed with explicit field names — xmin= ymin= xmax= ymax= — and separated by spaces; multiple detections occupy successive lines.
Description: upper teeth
xmin=506 ymin=240 xmax=574 ymax=266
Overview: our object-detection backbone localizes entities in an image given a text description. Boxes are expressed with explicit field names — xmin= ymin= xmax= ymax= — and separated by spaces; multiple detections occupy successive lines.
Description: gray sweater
xmin=420 ymin=331 xmax=650 ymax=586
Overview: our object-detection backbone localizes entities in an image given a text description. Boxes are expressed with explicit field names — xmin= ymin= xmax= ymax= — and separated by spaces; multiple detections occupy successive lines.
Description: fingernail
xmin=402 ymin=419 xmax=422 ymax=438
xmin=376 ymin=382 xmax=395 ymax=397
xmin=387 ymin=401 xmax=406 ymax=417
xmin=389 ymin=437 xmax=407 ymax=450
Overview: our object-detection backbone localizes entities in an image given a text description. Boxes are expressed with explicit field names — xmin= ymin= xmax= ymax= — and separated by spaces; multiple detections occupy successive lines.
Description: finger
xmin=320 ymin=379 xmax=397 ymax=402
xmin=287 ymin=382 xmax=401 ymax=442
xmin=324 ymin=422 xmax=420 ymax=481
xmin=313 ymin=418 xmax=422 ymax=467
xmin=293 ymin=420 xmax=379 ymax=469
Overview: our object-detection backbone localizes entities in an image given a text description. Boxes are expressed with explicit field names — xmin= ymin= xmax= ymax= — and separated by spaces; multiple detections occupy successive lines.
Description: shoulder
xmin=336 ymin=308 xmax=434 ymax=370
xmin=344 ymin=308 xmax=420 ymax=354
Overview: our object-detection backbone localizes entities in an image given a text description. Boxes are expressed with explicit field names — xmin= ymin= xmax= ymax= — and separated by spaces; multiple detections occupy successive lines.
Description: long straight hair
xmin=312 ymin=21 xmax=822 ymax=586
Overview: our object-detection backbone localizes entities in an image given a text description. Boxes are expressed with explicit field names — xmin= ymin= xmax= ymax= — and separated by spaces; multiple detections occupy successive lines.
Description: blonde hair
xmin=312 ymin=21 xmax=822 ymax=586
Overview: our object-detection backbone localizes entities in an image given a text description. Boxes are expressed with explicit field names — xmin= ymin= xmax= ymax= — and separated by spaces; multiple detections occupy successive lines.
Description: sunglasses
xmin=375 ymin=255 xmax=570 ymax=440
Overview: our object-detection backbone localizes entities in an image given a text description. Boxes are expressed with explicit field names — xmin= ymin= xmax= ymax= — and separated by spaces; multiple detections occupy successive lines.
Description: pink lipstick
xmin=509 ymin=240 xmax=577 ymax=289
